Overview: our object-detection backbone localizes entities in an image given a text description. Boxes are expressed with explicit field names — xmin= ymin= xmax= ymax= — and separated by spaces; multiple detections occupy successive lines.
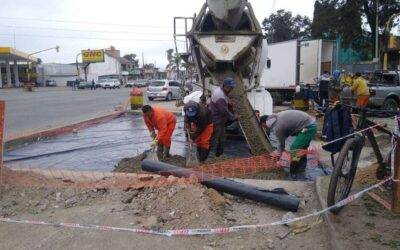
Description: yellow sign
xmin=81 ymin=49 xmax=105 ymax=63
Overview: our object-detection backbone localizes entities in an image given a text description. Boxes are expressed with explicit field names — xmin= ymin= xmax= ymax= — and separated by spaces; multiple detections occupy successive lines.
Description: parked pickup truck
xmin=341 ymin=70 xmax=400 ymax=111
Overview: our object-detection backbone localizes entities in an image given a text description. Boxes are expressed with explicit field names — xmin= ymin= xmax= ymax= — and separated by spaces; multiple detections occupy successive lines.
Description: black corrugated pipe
xmin=142 ymin=159 xmax=300 ymax=212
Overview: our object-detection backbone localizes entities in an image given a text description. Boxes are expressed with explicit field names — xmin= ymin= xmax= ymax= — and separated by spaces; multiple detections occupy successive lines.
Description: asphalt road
xmin=0 ymin=86 xmax=132 ymax=135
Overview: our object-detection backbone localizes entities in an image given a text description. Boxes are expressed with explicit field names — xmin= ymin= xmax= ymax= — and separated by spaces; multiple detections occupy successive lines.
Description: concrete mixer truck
xmin=174 ymin=0 xmax=274 ymax=154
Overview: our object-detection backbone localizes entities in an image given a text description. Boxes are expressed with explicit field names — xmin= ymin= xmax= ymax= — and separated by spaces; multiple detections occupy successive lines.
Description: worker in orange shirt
xmin=142 ymin=105 xmax=176 ymax=159
xmin=184 ymin=101 xmax=214 ymax=163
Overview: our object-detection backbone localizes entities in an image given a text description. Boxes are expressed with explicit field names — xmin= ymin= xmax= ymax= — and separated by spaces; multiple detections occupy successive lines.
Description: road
xmin=0 ymin=87 xmax=131 ymax=135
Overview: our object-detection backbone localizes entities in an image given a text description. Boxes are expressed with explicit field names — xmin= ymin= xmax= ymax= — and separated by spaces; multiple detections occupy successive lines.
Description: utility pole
xmin=375 ymin=0 xmax=379 ymax=60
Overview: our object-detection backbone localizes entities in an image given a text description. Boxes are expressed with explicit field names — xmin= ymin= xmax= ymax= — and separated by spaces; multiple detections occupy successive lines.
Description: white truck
xmin=262 ymin=39 xmax=336 ymax=104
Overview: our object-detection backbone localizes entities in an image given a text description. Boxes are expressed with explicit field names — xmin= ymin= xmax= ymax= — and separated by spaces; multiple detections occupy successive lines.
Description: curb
xmin=4 ymin=109 xmax=125 ymax=151
xmin=315 ymin=176 xmax=341 ymax=250
xmin=126 ymin=109 xmax=183 ymax=116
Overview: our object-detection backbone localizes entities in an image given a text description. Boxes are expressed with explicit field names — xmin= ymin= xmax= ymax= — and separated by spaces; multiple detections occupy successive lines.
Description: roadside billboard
xmin=81 ymin=50 xmax=105 ymax=63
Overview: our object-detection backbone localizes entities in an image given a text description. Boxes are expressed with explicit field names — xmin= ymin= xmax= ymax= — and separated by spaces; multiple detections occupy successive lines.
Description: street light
xmin=27 ymin=45 xmax=60 ymax=82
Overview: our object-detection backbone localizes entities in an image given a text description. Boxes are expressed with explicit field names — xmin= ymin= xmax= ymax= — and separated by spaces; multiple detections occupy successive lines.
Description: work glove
xmin=150 ymin=131 xmax=157 ymax=139
xmin=150 ymin=139 xmax=158 ymax=149
xmin=270 ymin=150 xmax=282 ymax=159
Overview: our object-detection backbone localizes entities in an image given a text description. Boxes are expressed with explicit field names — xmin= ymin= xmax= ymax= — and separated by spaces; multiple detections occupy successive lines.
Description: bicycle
xmin=326 ymin=103 xmax=397 ymax=214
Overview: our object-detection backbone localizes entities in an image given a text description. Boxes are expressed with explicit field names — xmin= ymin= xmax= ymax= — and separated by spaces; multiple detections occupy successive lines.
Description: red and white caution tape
xmin=0 ymin=178 xmax=392 ymax=237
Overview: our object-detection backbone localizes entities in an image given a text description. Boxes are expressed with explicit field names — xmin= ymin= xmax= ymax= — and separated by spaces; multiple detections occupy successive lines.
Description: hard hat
xmin=184 ymin=104 xmax=198 ymax=117
xmin=223 ymin=77 xmax=236 ymax=88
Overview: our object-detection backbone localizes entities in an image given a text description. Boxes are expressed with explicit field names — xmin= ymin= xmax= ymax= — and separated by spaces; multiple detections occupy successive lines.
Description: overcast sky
xmin=0 ymin=0 xmax=315 ymax=68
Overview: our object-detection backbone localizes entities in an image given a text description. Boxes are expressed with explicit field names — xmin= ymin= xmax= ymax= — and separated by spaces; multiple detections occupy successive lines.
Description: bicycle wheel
xmin=327 ymin=136 xmax=362 ymax=214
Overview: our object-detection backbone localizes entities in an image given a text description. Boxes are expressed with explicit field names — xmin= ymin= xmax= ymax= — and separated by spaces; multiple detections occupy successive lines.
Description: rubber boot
xmin=216 ymin=143 xmax=224 ymax=157
xmin=198 ymin=147 xmax=210 ymax=163
xmin=164 ymin=147 xmax=171 ymax=158
xmin=157 ymin=144 xmax=164 ymax=160
xmin=290 ymin=155 xmax=307 ymax=179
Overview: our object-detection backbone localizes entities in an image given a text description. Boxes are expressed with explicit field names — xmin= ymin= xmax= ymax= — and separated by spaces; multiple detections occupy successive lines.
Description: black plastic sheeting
xmin=4 ymin=114 xmax=251 ymax=172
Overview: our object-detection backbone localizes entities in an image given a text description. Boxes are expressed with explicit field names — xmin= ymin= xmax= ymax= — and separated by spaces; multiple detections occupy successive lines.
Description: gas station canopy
xmin=0 ymin=47 xmax=38 ymax=63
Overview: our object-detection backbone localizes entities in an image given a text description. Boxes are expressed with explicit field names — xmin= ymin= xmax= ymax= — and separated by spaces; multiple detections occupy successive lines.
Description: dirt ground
xmin=317 ymin=164 xmax=400 ymax=250
xmin=1 ymin=104 xmax=399 ymax=249
xmin=0 ymin=168 xmax=330 ymax=250
xmin=113 ymin=151 xmax=287 ymax=181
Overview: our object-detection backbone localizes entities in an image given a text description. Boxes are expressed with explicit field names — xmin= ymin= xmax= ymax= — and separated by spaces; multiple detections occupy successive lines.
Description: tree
xmin=312 ymin=0 xmax=400 ymax=50
xmin=262 ymin=9 xmax=312 ymax=43
xmin=311 ymin=0 xmax=340 ymax=40
xmin=123 ymin=54 xmax=139 ymax=67
xmin=360 ymin=0 xmax=400 ymax=53
xmin=143 ymin=63 xmax=155 ymax=69
xmin=166 ymin=48 xmax=183 ymax=71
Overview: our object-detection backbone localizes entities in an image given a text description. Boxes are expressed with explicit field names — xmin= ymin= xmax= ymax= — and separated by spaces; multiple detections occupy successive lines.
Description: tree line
xmin=262 ymin=0 xmax=399 ymax=49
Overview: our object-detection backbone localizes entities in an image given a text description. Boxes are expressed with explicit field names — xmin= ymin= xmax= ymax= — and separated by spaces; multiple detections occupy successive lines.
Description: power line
xmin=0 ymin=16 xmax=176 ymax=29
xmin=0 ymin=33 xmax=174 ymax=42
xmin=0 ymin=25 xmax=173 ymax=36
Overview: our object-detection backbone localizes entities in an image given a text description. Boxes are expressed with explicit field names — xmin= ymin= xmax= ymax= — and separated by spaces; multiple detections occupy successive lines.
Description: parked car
xmin=76 ymin=82 xmax=85 ymax=89
xmin=125 ymin=81 xmax=135 ymax=88
xmin=146 ymin=80 xmax=180 ymax=101
xmin=125 ymin=79 xmax=150 ymax=88
xmin=76 ymin=81 xmax=93 ymax=89
xmin=67 ymin=79 xmax=85 ymax=87
xmin=66 ymin=80 xmax=75 ymax=87
xmin=96 ymin=79 xmax=107 ymax=88
xmin=45 ymin=80 xmax=57 ymax=87
xmin=341 ymin=70 xmax=400 ymax=111
xmin=101 ymin=79 xmax=121 ymax=89
xmin=134 ymin=79 xmax=151 ymax=88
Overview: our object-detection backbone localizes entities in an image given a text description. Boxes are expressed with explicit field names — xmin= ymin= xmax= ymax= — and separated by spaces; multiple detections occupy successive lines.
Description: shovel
xmin=186 ymin=143 xmax=199 ymax=167
xmin=143 ymin=136 xmax=159 ymax=161
xmin=147 ymin=146 xmax=159 ymax=161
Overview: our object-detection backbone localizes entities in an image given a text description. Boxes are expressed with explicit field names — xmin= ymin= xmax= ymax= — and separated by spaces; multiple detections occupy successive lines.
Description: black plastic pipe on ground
xmin=142 ymin=159 xmax=300 ymax=212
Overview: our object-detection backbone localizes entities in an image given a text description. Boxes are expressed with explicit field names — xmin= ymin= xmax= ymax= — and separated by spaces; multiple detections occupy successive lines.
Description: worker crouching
xmin=184 ymin=101 xmax=214 ymax=163
xmin=142 ymin=105 xmax=176 ymax=160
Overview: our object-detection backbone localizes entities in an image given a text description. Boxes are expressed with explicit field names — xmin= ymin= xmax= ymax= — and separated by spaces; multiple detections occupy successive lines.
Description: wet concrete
xmin=4 ymin=114 xmax=184 ymax=171
xmin=4 ymin=114 xmax=251 ymax=172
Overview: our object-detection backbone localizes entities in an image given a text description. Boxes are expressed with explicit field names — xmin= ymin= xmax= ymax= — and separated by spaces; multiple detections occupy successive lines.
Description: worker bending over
xmin=142 ymin=105 xmax=176 ymax=159
xmin=184 ymin=101 xmax=214 ymax=162
xmin=260 ymin=110 xmax=317 ymax=173
xmin=209 ymin=77 xmax=239 ymax=157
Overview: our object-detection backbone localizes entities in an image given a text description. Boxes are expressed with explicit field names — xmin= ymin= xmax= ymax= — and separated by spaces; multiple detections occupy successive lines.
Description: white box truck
xmin=261 ymin=39 xmax=336 ymax=104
